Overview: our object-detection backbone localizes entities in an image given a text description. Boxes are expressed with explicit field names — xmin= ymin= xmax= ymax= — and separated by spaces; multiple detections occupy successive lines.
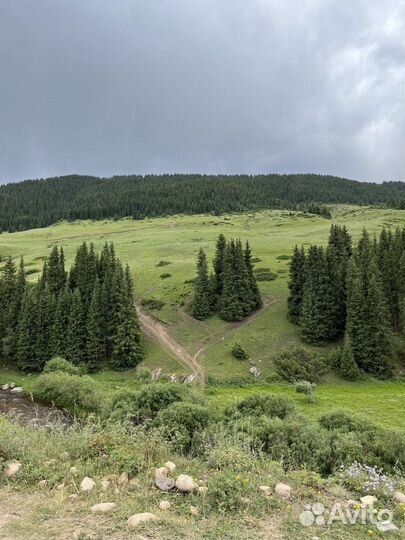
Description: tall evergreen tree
xmin=66 ymin=289 xmax=86 ymax=365
xmin=35 ymin=286 xmax=56 ymax=369
xmin=85 ymin=279 xmax=104 ymax=371
xmin=191 ymin=248 xmax=213 ymax=320
xmin=51 ymin=285 xmax=71 ymax=358
xmin=17 ymin=287 xmax=38 ymax=371
xmin=339 ymin=336 xmax=360 ymax=380
xmin=287 ymin=245 xmax=306 ymax=323
xmin=244 ymin=241 xmax=262 ymax=310
xmin=213 ymin=234 xmax=227 ymax=297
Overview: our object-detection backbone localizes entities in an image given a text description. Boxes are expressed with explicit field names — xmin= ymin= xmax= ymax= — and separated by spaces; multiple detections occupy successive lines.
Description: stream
xmin=0 ymin=389 xmax=72 ymax=428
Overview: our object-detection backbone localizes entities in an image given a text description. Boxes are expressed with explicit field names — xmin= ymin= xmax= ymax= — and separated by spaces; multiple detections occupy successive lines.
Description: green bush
xmin=227 ymin=393 xmax=296 ymax=420
xmin=33 ymin=372 xmax=104 ymax=414
xmin=154 ymin=402 xmax=213 ymax=453
xmin=274 ymin=347 xmax=327 ymax=383
xmin=232 ymin=342 xmax=248 ymax=360
xmin=207 ymin=470 xmax=251 ymax=512
xmin=43 ymin=357 xmax=81 ymax=376
xmin=318 ymin=410 xmax=374 ymax=434
xmin=141 ymin=298 xmax=165 ymax=310
xmin=294 ymin=380 xmax=317 ymax=403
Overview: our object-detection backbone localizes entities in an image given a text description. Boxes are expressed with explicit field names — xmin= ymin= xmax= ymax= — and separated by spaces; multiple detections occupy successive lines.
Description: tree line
xmin=0 ymin=173 xmax=404 ymax=232
xmin=0 ymin=243 xmax=143 ymax=372
xmin=288 ymin=225 xmax=405 ymax=378
xmin=192 ymin=235 xmax=262 ymax=321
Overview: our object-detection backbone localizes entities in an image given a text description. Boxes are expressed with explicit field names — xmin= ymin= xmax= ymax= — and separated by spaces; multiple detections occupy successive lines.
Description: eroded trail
xmin=137 ymin=305 xmax=205 ymax=385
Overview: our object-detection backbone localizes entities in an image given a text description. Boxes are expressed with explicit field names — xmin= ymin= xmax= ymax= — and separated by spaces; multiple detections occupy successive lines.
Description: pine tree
xmin=191 ymin=248 xmax=213 ymax=320
xmin=234 ymin=239 xmax=253 ymax=316
xmin=35 ymin=286 xmax=56 ymax=369
xmin=220 ymin=240 xmax=244 ymax=321
xmin=339 ymin=336 xmax=360 ymax=380
xmin=46 ymin=245 xmax=66 ymax=296
xmin=244 ymin=241 xmax=262 ymax=310
xmin=85 ymin=279 xmax=104 ymax=371
xmin=66 ymin=289 xmax=86 ymax=365
xmin=213 ymin=234 xmax=227 ymax=297
xmin=17 ymin=287 xmax=38 ymax=371
xmin=51 ymin=285 xmax=71 ymax=358
xmin=287 ymin=245 xmax=306 ymax=323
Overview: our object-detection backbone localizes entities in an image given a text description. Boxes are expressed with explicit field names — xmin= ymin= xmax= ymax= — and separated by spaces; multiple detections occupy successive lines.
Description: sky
xmin=0 ymin=0 xmax=404 ymax=184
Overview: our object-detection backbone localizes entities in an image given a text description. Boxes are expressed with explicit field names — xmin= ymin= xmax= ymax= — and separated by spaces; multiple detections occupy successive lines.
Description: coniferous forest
xmin=288 ymin=225 xmax=405 ymax=379
xmin=0 ymin=242 xmax=143 ymax=372
xmin=192 ymin=235 xmax=262 ymax=321
xmin=0 ymin=173 xmax=405 ymax=232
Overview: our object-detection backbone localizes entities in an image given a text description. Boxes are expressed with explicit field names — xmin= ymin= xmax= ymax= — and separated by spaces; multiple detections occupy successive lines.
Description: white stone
xmin=127 ymin=512 xmax=158 ymax=528
xmin=80 ymin=477 xmax=96 ymax=492
xmin=190 ymin=505 xmax=199 ymax=515
xmin=197 ymin=486 xmax=208 ymax=496
xmin=155 ymin=466 xmax=168 ymax=478
xmin=38 ymin=479 xmax=48 ymax=489
xmin=360 ymin=495 xmax=377 ymax=507
xmin=1 ymin=384 xmax=9 ymax=390
xmin=56 ymin=483 xmax=65 ymax=490
xmin=91 ymin=502 xmax=117 ymax=514
xmin=4 ymin=461 xmax=21 ymax=478
xmin=69 ymin=494 xmax=78 ymax=501
xmin=69 ymin=467 xmax=79 ymax=475
xmin=10 ymin=387 xmax=23 ymax=393
xmin=175 ymin=474 xmax=197 ymax=493
xmin=275 ymin=482 xmax=291 ymax=500
xmin=259 ymin=485 xmax=272 ymax=496
xmin=100 ymin=480 xmax=110 ymax=492
xmin=394 ymin=491 xmax=405 ymax=504
xmin=159 ymin=500 xmax=171 ymax=511
xmin=164 ymin=461 xmax=176 ymax=474
xmin=9 ymin=382 xmax=16 ymax=389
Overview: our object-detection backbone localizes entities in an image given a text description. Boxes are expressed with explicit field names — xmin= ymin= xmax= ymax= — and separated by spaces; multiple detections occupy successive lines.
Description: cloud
xmin=0 ymin=0 xmax=403 ymax=183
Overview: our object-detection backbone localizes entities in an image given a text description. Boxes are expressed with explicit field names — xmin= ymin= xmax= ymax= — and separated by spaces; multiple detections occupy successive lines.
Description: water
xmin=0 ymin=389 xmax=72 ymax=427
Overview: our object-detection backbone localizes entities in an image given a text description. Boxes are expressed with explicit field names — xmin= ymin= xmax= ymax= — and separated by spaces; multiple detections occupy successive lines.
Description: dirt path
xmin=137 ymin=305 xmax=205 ymax=386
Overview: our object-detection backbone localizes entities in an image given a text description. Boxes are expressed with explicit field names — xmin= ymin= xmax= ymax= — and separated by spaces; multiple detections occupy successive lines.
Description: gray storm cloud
xmin=0 ymin=0 xmax=404 ymax=183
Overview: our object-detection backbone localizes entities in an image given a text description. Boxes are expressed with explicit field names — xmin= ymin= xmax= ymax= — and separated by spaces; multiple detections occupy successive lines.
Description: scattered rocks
xmin=9 ymin=383 xmax=16 ymax=389
xmin=127 ymin=512 xmax=158 ymax=528
xmin=249 ymin=366 xmax=261 ymax=378
xmin=151 ymin=368 xmax=162 ymax=381
xmin=155 ymin=475 xmax=175 ymax=492
xmin=118 ymin=472 xmax=129 ymax=485
xmin=59 ymin=452 xmax=70 ymax=462
xmin=159 ymin=500 xmax=171 ymax=511
xmin=360 ymin=495 xmax=377 ymax=507
xmin=1 ymin=384 xmax=9 ymax=390
xmin=259 ymin=485 xmax=272 ymax=497
xmin=4 ymin=461 xmax=21 ymax=478
xmin=394 ymin=492 xmax=405 ymax=504
xmin=275 ymin=483 xmax=291 ymax=500
xmin=10 ymin=387 xmax=23 ymax=394
xmin=175 ymin=474 xmax=197 ymax=493
xmin=80 ymin=477 xmax=96 ymax=492
xmin=189 ymin=505 xmax=199 ymax=515
xmin=100 ymin=480 xmax=110 ymax=492
xmin=91 ymin=502 xmax=117 ymax=514
xmin=164 ymin=461 xmax=176 ymax=474
xmin=155 ymin=466 xmax=169 ymax=478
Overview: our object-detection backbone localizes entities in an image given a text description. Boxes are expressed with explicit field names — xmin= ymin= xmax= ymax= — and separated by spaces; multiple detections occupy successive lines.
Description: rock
xmin=155 ymin=475 xmax=175 ymax=492
xmin=118 ymin=472 xmax=128 ymax=485
xmin=241 ymin=497 xmax=251 ymax=505
xmin=100 ymin=480 xmax=110 ymax=492
xmin=69 ymin=494 xmax=78 ymax=501
xmin=56 ymin=483 xmax=65 ymax=490
xmin=249 ymin=366 xmax=261 ymax=378
xmin=38 ymin=479 xmax=48 ymax=489
xmin=80 ymin=477 xmax=96 ymax=492
xmin=259 ymin=485 xmax=272 ymax=496
xmin=1 ymin=384 xmax=9 ymax=390
xmin=59 ymin=452 xmax=70 ymax=462
xmin=175 ymin=474 xmax=197 ymax=493
xmin=91 ymin=502 xmax=117 ymax=514
xmin=127 ymin=512 xmax=158 ymax=528
xmin=9 ymin=382 xmax=16 ymax=389
xmin=197 ymin=486 xmax=208 ymax=496
xmin=189 ymin=505 xmax=199 ymax=515
xmin=114 ymin=487 xmax=120 ymax=495
xmin=360 ymin=495 xmax=377 ymax=507
xmin=155 ymin=466 xmax=168 ymax=478
xmin=69 ymin=467 xmax=79 ymax=475
xmin=10 ymin=387 xmax=23 ymax=394
xmin=164 ymin=461 xmax=176 ymax=474
xmin=159 ymin=500 xmax=171 ymax=511
xmin=275 ymin=483 xmax=291 ymax=500
xmin=4 ymin=461 xmax=21 ymax=478
xmin=394 ymin=491 xmax=405 ymax=504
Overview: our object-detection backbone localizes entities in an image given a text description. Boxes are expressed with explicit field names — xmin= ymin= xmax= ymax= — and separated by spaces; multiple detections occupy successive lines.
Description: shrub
xmin=110 ymin=383 xmax=193 ymax=423
xmin=160 ymin=272 xmax=171 ymax=279
xmin=232 ymin=342 xmax=248 ymax=360
xmin=156 ymin=260 xmax=171 ymax=267
xmin=253 ymin=267 xmax=277 ymax=281
xmin=141 ymin=298 xmax=165 ymax=310
xmin=319 ymin=410 xmax=374 ymax=434
xmin=274 ymin=347 xmax=327 ymax=383
xmin=207 ymin=470 xmax=251 ymax=512
xmin=154 ymin=402 xmax=213 ymax=453
xmin=43 ymin=357 xmax=81 ymax=376
xmin=294 ymin=380 xmax=317 ymax=403
xmin=227 ymin=393 xmax=296 ymax=420
xmin=33 ymin=372 xmax=104 ymax=414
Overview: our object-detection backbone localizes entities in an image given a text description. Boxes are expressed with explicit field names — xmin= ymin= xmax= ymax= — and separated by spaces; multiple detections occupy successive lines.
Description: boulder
xmin=91 ymin=502 xmax=117 ymax=514
xmin=155 ymin=475 xmax=175 ymax=492
xmin=275 ymin=483 xmax=291 ymax=500
xmin=10 ymin=387 xmax=23 ymax=394
xmin=80 ymin=477 xmax=96 ymax=492
xmin=1 ymin=384 xmax=9 ymax=390
xmin=360 ymin=495 xmax=377 ymax=507
xmin=9 ymin=382 xmax=16 ymax=389
xmin=259 ymin=485 xmax=272 ymax=496
xmin=175 ymin=474 xmax=197 ymax=493
xmin=394 ymin=492 xmax=405 ymax=504
xmin=127 ymin=512 xmax=158 ymax=528
xmin=4 ymin=461 xmax=21 ymax=478
xmin=164 ymin=461 xmax=176 ymax=474
xmin=155 ymin=466 xmax=168 ymax=478
xmin=159 ymin=500 xmax=171 ymax=511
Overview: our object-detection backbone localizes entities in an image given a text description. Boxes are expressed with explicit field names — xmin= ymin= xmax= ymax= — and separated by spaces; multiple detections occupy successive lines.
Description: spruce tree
xmin=4 ymin=257 xmax=27 ymax=360
xmin=339 ymin=336 xmax=360 ymax=380
xmin=35 ymin=286 xmax=56 ymax=369
xmin=17 ymin=287 xmax=38 ymax=371
xmin=85 ymin=279 xmax=104 ymax=371
xmin=66 ymin=289 xmax=86 ymax=365
xmin=287 ymin=245 xmax=306 ymax=323
xmin=213 ymin=234 xmax=227 ymax=297
xmin=244 ymin=241 xmax=262 ymax=310
xmin=220 ymin=240 xmax=244 ymax=321
xmin=51 ymin=285 xmax=71 ymax=358
xmin=191 ymin=248 xmax=213 ymax=320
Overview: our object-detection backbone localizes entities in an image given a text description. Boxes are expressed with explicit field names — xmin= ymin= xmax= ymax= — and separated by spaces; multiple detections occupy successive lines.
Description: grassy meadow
xmin=1 ymin=205 xmax=405 ymax=428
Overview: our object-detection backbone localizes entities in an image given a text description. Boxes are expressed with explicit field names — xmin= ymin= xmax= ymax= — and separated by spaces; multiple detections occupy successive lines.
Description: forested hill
xmin=0 ymin=173 xmax=404 ymax=232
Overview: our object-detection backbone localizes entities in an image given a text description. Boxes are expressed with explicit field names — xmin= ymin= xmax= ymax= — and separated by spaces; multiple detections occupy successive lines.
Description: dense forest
xmin=0 ymin=173 xmax=404 ymax=232
xmin=0 ymin=242 xmax=143 ymax=372
xmin=192 ymin=235 xmax=262 ymax=321
xmin=288 ymin=225 xmax=405 ymax=378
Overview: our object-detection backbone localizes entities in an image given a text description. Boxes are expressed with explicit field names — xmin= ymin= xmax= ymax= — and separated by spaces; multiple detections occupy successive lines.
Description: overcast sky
xmin=0 ymin=0 xmax=404 ymax=184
